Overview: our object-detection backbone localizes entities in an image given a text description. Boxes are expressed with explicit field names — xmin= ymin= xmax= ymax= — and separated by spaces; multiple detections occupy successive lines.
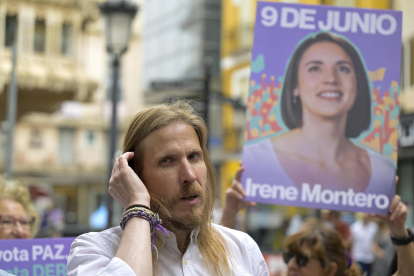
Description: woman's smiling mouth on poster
xmin=317 ymin=90 xmax=343 ymax=100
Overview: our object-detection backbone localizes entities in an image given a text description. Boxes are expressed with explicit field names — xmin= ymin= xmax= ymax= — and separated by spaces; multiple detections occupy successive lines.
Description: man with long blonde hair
xmin=67 ymin=101 xmax=269 ymax=276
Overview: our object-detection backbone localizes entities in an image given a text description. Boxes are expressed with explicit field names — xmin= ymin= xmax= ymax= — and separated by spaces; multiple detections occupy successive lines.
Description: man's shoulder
xmin=72 ymin=227 xmax=123 ymax=249
xmin=212 ymin=223 xmax=248 ymax=235
xmin=78 ymin=226 xmax=122 ymax=238
xmin=211 ymin=224 xmax=269 ymax=275
xmin=68 ymin=227 xmax=123 ymax=260
xmin=211 ymin=223 xmax=256 ymax=246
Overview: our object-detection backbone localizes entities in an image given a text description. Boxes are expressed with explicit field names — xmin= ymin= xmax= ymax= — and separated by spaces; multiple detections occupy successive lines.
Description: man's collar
xmin=154 ymin=226 xmax=201 ymax=249
xmin=190 ymin=226 xmax=201 ymax=244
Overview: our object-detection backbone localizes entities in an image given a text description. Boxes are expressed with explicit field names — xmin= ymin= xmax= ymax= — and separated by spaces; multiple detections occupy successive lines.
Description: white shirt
xmin=351 ymin=220 xmax=378 ymax=263
xmin=67 ymin=223 xmax=269 ymax=276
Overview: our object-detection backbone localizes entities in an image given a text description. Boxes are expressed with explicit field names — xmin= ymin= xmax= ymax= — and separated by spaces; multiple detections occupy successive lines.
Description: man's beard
xmin=168 ymin=207 xmax=204 ymax=231
xmin=162 ymin=184 xmax=208 ymax=231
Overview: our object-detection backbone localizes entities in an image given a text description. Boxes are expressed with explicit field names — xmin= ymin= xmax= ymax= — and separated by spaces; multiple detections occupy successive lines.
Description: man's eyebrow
xmin=157 ymin=152 xmax=178 ymax=158
xmin=154 ymin=148 xmax=203 ymax=158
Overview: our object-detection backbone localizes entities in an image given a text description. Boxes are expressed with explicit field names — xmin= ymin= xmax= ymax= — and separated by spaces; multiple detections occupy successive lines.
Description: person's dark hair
xmin=281 ymin=32 xmax=371 ymax=138
xmin=285 ymin=225 xmax=361 ymax=276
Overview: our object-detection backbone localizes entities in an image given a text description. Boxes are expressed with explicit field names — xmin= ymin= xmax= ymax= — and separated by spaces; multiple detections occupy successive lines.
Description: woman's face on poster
xmin=293 ymin=42 xmax=357 ymax=119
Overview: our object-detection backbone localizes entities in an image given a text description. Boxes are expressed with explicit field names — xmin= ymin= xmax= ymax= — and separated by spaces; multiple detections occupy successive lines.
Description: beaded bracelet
xmin=122 ymin=207 xmax=154 ymax=218
xmin=120 ymin=208 xmax=169 ymax=250
xmin=125 ymin=204 xmax=151 ymax=212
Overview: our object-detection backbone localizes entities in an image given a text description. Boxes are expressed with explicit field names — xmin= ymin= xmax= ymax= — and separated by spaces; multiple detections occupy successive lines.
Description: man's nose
xmin=180 ymin=160 xmax=197 ymax=185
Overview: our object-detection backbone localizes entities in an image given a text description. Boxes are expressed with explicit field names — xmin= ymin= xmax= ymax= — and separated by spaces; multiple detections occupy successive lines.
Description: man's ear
xmin=327 ymin=262 xmax=338 ymax=276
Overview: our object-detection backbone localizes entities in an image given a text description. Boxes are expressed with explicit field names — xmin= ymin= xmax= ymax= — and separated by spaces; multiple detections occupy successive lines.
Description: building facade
xmin=395 ymin=0 xmax=414 ymax=228
xmin=141 ymin=0 xmax=227 ymax=164
xmin=142 ymin=0 xmax=221 ymax=93
xmin=0 ymin=0 xmax=145 ymax=235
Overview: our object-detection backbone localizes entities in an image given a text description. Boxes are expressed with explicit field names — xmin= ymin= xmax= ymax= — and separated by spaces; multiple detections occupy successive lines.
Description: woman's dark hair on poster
xmin=281 ymin=32 xmax=371 ymax=138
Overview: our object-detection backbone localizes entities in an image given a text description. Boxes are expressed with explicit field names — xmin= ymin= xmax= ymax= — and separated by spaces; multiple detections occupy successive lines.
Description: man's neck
xmin=167 ymin=225 xmax=193 ymax=254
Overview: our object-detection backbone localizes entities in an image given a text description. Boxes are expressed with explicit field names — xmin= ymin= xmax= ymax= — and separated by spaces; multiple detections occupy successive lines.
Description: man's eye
xmin=159 ymin=158 xmax=172 ymax=164
xmin=20 ymin=220 xmax=31 ymax=226
xmin=189 ymin=153 xmax=200 ymax=160
xmin=2 ymin=220 xmax=13 ymax=225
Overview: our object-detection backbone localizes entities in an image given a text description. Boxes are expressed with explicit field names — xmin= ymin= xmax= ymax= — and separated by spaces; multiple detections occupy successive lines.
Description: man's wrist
xmin=391 ymin=226 xmax=409 ymax=237
xmin=390 ymin=227 xmax=413 ymax=246
xmin=128 ymin=196 xmax=151 ymax=208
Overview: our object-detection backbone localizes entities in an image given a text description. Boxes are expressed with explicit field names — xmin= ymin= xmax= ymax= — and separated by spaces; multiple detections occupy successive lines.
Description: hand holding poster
xmin=241 ymin=2 xmax=402 ymax=214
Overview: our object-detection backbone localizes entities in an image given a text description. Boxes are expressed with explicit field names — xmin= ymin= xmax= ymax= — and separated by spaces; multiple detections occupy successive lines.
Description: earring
xmin=293 ymin=96 xmax=297 ymax=104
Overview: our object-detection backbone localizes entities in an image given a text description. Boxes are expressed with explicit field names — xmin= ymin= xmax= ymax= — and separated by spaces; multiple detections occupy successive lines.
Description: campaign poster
xmin=241 ymin=2 xmax=402 ymax=214
xmin=0 ymin=237 xmax=75 ymax=276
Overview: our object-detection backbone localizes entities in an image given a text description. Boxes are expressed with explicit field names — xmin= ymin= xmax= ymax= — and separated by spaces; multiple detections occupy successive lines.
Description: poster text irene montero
xmin=260 ymin=5 xmax=397 ymax=36
xmin=245 ymin=178 xmax=389 ymax=210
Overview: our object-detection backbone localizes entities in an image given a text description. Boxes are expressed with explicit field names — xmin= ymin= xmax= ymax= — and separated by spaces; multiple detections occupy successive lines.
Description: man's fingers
xmin=389 ymin=195 xmax=401 ymax=214
xmin=238 ymin=200 xmax=256 ymax=210
xmin=245 ymin=201 xmax=256 ymax=207
xmin=394 ymin=202 xmax=407 ymax=223
xmin=124 ymin=151 xmax=135 ymax=160
xmin=372 ymin=214 xmax=388 ymax=220
xmin=226 ymin=188 xmax=244 ymax=200
xmin=232 ymin=191 xmax=245 ymax=201
xmin=231 ymin=182 xmax=246 ymax=197
xmin=398 ymin=203 xmax=408 ymax=222
xmin=118 ymin=152 xmax=135 ymax=169
xmin=111 ymin=158 xmax=119 ymax=176
xmin=390 ymin=202 xmax=402 ymax=222
xmin=240 ymin=201 xmax=254 ymax=209
xmin=395 ymin=175 xmax=399 ymax=185
xmin=234 ymin=166 xmax=245 ymax=182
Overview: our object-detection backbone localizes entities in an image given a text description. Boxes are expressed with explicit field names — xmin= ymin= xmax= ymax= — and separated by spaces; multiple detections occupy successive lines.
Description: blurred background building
xmin=141 ymin=0 xmax=228 ymax=166
xmin=0 ymin=0 xmax=145 ymax=236
xmin=396 ymin=0 xmax=414 ymax=231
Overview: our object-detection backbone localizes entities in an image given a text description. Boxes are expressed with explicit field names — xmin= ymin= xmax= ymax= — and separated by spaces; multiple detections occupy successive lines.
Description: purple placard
xmin=0 ymin=237 xmax=75 ymax=276
xmin=242 ymin=2 xmax=402 ymax=214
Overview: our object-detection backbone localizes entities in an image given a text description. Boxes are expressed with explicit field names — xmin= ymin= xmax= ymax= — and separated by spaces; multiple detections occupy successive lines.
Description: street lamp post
xmin=100 ymin=0 xmax=138 ymax=228
xmin=5 ymin=19 xmax=18 ymax=181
